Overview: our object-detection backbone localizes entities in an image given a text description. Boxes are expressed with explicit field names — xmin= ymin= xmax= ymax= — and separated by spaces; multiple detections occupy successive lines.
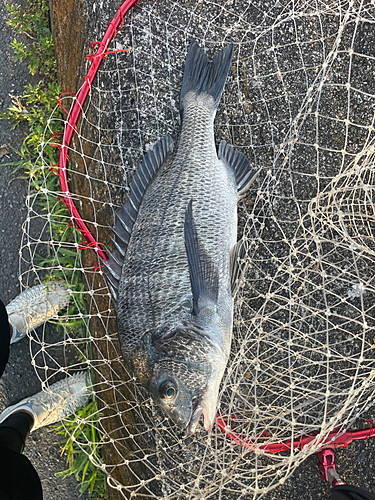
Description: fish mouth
xmin=187 ymin=397 xmax=215 ymax=434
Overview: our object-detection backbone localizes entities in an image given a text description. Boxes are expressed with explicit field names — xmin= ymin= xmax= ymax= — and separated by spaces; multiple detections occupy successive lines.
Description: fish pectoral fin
xmin=184 ymin=200 xmax=219 ymax=316
xmin=218 ymin=140 xmax=259 ymax=197
xmin=105 ymin=135 xmax=174 ymax=303
xmin=229 ymin=239 xmax=247 ymax=297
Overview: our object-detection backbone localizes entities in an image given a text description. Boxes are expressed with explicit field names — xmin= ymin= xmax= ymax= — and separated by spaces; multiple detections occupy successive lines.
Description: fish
xmin=103 ymin=41 xmax=258 ymax=433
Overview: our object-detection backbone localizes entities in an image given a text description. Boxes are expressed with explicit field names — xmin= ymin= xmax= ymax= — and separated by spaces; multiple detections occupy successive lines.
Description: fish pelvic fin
xmin=229 ymin=239 xmax=247 ymax=297
xmin=180 ymin=42 xmax=234 ymax=115
xmin=218 ymin=140 xmax=259 ymax=197
xmin=184 ymin=200 xmax=219 ymax=316
xmin=104 ymin=135 xmax=174 ymax=304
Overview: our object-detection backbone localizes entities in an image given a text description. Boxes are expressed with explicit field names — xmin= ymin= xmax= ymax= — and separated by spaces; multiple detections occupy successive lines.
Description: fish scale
xmin=104 ymin=41 xmax=259 ymax=432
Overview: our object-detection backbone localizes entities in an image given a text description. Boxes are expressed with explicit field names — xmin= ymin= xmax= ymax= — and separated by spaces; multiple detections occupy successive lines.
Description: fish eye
xmin=159 ymin=380 xmax=177 ymax=400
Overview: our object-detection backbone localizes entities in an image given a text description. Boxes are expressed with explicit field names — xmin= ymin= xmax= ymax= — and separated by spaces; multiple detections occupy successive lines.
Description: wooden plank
xmin=49 ymin=0 xmax=85 ymax=93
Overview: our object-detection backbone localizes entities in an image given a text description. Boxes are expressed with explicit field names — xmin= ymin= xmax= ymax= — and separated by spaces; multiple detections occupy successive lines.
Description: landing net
xmin=20 ymin=0 xmax=375 ymax=498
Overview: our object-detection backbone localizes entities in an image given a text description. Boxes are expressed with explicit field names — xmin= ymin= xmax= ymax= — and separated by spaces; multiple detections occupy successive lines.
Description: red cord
xmin=86 ymin=40 xmax=131 ymax=61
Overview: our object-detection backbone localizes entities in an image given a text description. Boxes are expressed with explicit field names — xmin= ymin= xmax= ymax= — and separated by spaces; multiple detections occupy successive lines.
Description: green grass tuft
xmin=5 ymin=0 xmax=56 ymax=77
xmin=54 ymin=399 xmax=107 ymax=498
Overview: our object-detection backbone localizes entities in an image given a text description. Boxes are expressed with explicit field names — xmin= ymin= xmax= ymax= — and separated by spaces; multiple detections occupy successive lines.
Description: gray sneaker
xmin=0 ymin=372 xmax=90 ymax=431
xmin=6 ymin=282 xmax=70 ymax=344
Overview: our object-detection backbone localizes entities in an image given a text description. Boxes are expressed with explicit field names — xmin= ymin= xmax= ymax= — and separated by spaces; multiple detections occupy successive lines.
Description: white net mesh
xmin=20 ymin=0 xmax=375 ymax=498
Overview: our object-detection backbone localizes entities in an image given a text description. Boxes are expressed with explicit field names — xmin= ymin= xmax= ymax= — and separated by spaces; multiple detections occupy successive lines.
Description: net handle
xmin=58 ymin=0 xmax=139 ymax=261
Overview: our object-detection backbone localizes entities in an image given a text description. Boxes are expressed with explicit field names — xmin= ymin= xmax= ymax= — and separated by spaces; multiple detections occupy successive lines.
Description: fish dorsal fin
xmin=184 ymin=200 xmax=219 ymax=316
xmin=218 ymin=140 xmax=258 ymax=196
xmin=229 ymin=239 xmax=246 ymax=297
xmin=103 ymin=135 xmax=174 ymax=303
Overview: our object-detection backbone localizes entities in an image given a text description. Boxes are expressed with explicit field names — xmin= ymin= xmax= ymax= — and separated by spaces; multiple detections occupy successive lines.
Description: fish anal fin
xmin=218 ymin=140 xmax=258 ymax=197
xmin=184 ymin=200 xmax=219 ymax=316
xmin=104 ymin=135 xmax=174 ymax=303
xmin=229 ymin=239 xmax=247 ymax=297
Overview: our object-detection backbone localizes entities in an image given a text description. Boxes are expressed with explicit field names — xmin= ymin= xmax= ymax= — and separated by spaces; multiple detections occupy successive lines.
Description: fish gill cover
xmin=21 ymin=0 xmax=375 ymax=498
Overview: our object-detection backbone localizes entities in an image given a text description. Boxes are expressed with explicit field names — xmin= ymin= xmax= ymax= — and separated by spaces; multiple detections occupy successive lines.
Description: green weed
xmin=54 ymin=400 xmax=107 ymax=498
xmin=5 ymin=0 xmax=56 ymax=77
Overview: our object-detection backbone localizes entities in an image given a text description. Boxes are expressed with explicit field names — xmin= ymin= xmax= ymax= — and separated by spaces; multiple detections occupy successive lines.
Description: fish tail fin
xmin=180 ymin=42 xmax=234 ymax=114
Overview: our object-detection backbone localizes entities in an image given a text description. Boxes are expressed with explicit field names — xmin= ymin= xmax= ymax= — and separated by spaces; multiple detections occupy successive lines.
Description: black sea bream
xmin=104 ymin=42 xmax=258 ymax=433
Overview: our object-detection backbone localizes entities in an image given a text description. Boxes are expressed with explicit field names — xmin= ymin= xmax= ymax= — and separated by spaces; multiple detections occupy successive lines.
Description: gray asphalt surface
xmin=0 ymin=1 xmax=88 ymax=499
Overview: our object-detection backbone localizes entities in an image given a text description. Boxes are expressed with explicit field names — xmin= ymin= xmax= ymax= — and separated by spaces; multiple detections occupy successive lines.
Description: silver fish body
xmin=104 ymin=42 xmax=258 ymax=433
